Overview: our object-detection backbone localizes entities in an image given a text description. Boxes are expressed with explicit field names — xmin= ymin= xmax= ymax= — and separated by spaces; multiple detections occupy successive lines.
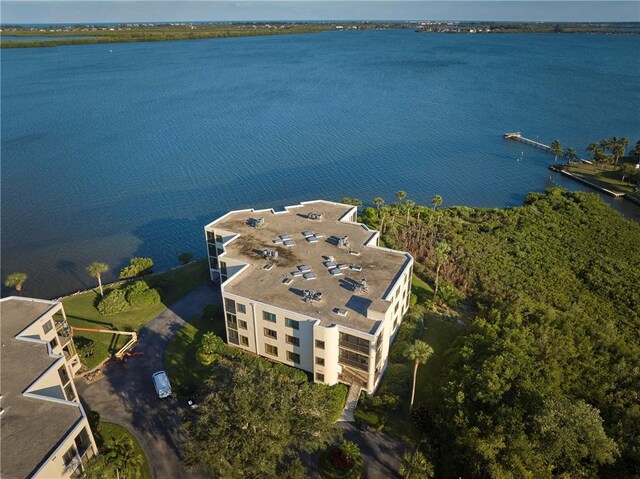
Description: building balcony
xmin=338 ymin=340 xmax=370 ymax=354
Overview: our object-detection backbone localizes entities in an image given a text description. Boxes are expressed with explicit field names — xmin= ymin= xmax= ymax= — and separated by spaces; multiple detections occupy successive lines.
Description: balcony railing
xmin=339 ymin=340 xmax=370 ymax=354
xmin=338 ymin=357 xmax=369 ymax=372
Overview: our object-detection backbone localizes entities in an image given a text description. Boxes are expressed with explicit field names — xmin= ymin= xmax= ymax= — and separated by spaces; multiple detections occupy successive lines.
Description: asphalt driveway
xmin=77 ymin=282 xmax=218 ymax=478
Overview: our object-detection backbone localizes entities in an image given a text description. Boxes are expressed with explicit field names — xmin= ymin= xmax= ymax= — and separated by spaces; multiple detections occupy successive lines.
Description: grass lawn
xmin=98 ymin=422 xmax=152 ymax=479
xmin=65 ymin=260 xmax=209 ymax=369
xmin=564 ymin=163 xmax=635 ymax=194
xmin=164 ymin=308 xmax=225 ymax=397
xmin=411 ymin=273 xmax=433 ymax=303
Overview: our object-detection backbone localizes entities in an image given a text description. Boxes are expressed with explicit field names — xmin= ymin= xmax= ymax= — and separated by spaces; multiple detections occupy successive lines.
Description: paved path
xmin=339 ymin=422 xmax=406 ymax=479
xmin=77 ymin=283 xmax=218 ymax=479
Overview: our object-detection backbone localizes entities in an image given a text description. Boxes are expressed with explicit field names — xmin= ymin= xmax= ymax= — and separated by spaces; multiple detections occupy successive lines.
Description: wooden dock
xmin=503 ymin=132 xmax=551 ymax=150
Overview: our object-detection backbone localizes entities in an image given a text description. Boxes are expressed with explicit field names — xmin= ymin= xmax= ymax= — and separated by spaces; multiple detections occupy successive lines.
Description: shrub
xmin=437 ymin=282 xmax=461 ymax=307
xmin=196 ymin=332 xmax=225 ymax=365
xmin=411 ymin=404 xmax=434 ymax=433
xmin=119 ymin=257 xmax=154 ymax=279
xmin=371 ymin=392 xmax=400 ymax=411
xmin=381 ymin=363 xmax=411 ymax=397
xmin=325 ymin=384 xmax=348 ymax=422
xmin=97 ymin=289 xmax=128 ymax=315
xmin=354 ymin=408 xmax=385 ymax=429
xmin=126 ymin=283 xmax=161 ymax=308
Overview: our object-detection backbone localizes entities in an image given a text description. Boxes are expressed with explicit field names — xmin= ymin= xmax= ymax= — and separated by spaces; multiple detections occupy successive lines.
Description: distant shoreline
xmin=2 ymin=21 xmax=638 ymax=48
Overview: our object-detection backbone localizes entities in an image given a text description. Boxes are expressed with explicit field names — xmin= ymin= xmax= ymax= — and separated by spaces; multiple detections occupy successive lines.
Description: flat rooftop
xmin=1 ymin=298 xmax=84 ymax=479
xmin=208 ymin=201 xmax=411 ymax=334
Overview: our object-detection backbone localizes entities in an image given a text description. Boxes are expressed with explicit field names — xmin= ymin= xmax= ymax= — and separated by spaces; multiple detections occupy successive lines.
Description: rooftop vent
xmin=303 ymin=272 xmax=317 ymax=280
xmin=283 ymin=277 xmax=293 ymax=285
xmin=354 ymin=278 xmax=369 ymax=293
xmin=306 ymin=236 xmax=318 ymax=243
xmin=329 ymin=268 xmax=343 ymax=276
xmin=291 ymin=271 xmax=304 ymax=277
xmin=283 ymin=240 xmax=295 ymax=247
xmin=348 ymin=250 xmax=361 ymax=256
xmin=314 ymin=232 xmax=325 ymax=238
xmin=297 ymin=264 xmax=311 ymax=272
xmin=308 ymin=212 xmax=323 ymax=221
xmin=303 ymin=290 xmax=323 ymax=302
xmin=273 ymin=238 xmax=284 ymax=245
xmin=334 ymin=308 xmax=348 ymax=316
xmin=338 ymin=236 xmax=349 ymax=248
xmin=279 ymin=234 xmax=291 ymax=240
xmin=249 ymin=217 xmax=265 ymax=228
xmin=323 ymin=261 xmax=337 ymax=268
xmin=350 ymin=264 xmax=362 ymax=272
xmin=263 ymin=264 xmax=274 ymax=271
xmin=337 ymin=263 xmax=349 ymax=270
xmin=263 ymin=249 xmax=278 ymax=259
xmin=302 ymin=230 xmax=313 ymax=238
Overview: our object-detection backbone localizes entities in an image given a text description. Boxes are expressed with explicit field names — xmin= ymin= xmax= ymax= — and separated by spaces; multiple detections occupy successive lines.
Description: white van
xmin=152 ymin=371 xmax=172 ymax=398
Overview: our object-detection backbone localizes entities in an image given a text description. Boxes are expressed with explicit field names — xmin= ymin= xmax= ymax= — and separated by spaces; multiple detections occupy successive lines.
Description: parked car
xmin=152 ymin=371 xmax=172 ymax=398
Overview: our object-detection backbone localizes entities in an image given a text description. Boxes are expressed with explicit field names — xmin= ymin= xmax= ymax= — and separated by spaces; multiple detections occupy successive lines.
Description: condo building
xmin=204 ymin=200 xmax=413 ymax=393
xmin=0 ymin=297 xmax=98 ymax=479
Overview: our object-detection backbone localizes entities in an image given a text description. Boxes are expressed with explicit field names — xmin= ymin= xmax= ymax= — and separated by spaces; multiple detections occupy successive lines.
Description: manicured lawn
xmin=99 ymin=422 xmax=152 ymax=479
xmin=65 ymin=260 xmax=209 ymax=369
xmin=411 ymin=273 xmax=433 ymax=303
xmin=358 ymin=313 xmax=462 ymax=443
xmin=164 ymin=308 xmax=225 ymax=397
xmin=564 ymin=163 xmax=634 ymax=194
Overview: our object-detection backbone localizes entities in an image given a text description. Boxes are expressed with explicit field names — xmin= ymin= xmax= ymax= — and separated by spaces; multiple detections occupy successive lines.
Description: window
xmin=315 ymin=340 xmax=325 ymax=350
xmin=285 ymin=318 xmax=299 ymax=330
xmin=286 ymin=335 xmax=299 ymax=347
xmin=217 ymin=247 xmax=224 ymax=256
xmin=62 ymin=446 xmax=77 ymax=466
xmin=316 ymin=373 xmax=325 ymax=382
xmin=58 ymin=365 xmax=70 ymax=385
xmin=315 ymin=357 xmax=325 ymax=366
xmin=226 ymin=313 xmax=238 ymax=329
xmin=64 ymin=383 xmax=76 ymax=401
xmin=237 ymin=303 xmax=247 ymax=314
xmin=75 ymin=428 xmax=91 ymax=454
xmin=49 ymin=336 xmax=59 ymax=350
xmin=215 ymin=234 xmax=223 ymax=243
xmin=339 ymin=348 xmax=369 ymax=372
xmin=287 ymin=351 xmax=301 ymax=364
xmin=228 ymin=329 xmax=239 ymax=345
xmin=206 ymin=230 xmax=216 ymax=243
xmin=220 ymin=262 xmax=228 ymax=277
xmin=265 ymin=344 xmax=278 ymax=357
xmin=240 ymin=336 xmax=249 ymax=346
xmin=239 ymin=320 xmax=248 ymax=330
xmin=208 ymin=243 xmax=218 ymax=257
xmin=209 ymin=257 xmax=218 ymax=270
xmin=264 ymin=328 xmax=277 ymax=339
xmin=339 ymin=333 xmax=370 ymax=353
xmin=263 ymin=311 xmax=276 ymax=323
xmin=224 ymin=298 xmax=236 ymax=314
xmin=394 ymin=301 xmax=400 ymax=312
xmin=43 ymin=320 xmax=53 ymax=334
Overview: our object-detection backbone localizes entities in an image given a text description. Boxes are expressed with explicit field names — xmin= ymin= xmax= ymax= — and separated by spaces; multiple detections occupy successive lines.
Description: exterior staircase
xmin=338 ymin=383 xmax=362 ymax=422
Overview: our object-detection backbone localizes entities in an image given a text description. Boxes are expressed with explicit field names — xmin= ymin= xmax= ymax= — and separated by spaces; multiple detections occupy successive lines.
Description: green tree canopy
xmin=4 ymin=272 xmax=27 ymax=293
xmin=183 ymin=360 xmax=338 ymax=478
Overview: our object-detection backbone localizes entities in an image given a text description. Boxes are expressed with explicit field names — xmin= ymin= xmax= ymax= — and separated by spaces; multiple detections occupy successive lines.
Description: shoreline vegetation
xmin=1 ymin=21 xmax=639 ymax=48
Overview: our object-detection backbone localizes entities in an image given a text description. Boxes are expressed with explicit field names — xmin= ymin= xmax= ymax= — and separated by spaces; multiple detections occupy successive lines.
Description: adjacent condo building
xmin=0 ymin=297 xmax=98 ymax=479
xmin=205 ymin=200 xmax=413 ymax=393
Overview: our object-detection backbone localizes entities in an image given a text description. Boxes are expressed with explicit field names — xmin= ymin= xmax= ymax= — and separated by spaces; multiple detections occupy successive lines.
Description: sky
xmin=1 ymin=1 xmax=639 ymax=24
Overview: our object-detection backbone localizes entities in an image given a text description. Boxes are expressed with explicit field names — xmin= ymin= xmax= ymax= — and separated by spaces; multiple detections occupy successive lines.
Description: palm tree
xmin=621 ymin=163 xmax=637 ymax=183
xmin=87 ymin=262 xmax=109 ymax=296
xmin=633 ymin=139 xmax=640 ymax=163
xmin=395 ymin=190 xmax=407 ymax=205
xmin=399 ymin=450 xmax=435 ymax=479
xmin=563 ymin=147 xmax=578 ymax=164
xmin=105 ymin=436 xmax=143 ymax=479
xmin=340 ymin=441 xmax=360 ymax=463
xmin=405 ymin=340 xmax=434 ymax=411
xmin=611 ymin=137 xmax=629 ymax=165
xmin=4 ymin=272 xmax=28 ymax=293
xmin=433 ymin=241 xmax=450 ymax=300
xmin=405 ymin=200 xmax=415 ymax=223
xmin=549 ymin=140 xmax=563 ymax=163
xmin=373 ymin=197 xmax=385 ymax=217
xmin=431 ymin=195 xmax=442 ymax=211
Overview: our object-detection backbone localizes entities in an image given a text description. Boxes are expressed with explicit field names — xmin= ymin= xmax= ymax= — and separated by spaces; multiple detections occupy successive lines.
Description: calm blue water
xmin=2 ymin=31 xmax=639 ymax=298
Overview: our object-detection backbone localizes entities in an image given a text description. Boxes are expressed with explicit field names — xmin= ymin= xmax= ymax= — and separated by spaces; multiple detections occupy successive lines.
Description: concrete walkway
xmin=77 ymin=282 xmax=218 ymax=478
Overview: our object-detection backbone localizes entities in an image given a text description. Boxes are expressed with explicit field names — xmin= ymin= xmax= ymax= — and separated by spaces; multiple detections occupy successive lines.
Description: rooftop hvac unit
xmin=338 ymin=236 xmax=349 ymax=248
xmin=303 ymin=290 xmax=323 ymax=302
xmin=263 ymin=249 xmax=278 ymax=259
xmin=308 ymin=212 xmax=323 ymax=220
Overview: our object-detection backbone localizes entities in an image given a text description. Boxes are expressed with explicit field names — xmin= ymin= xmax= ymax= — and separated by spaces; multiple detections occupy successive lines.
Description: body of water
xmin=2 ymin=31 xmax=639 ymax=298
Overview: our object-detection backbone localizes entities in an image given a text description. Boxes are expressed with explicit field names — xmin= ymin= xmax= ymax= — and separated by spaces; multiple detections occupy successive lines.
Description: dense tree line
xmin=366 ymin=189 xmax=640 ymax=478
